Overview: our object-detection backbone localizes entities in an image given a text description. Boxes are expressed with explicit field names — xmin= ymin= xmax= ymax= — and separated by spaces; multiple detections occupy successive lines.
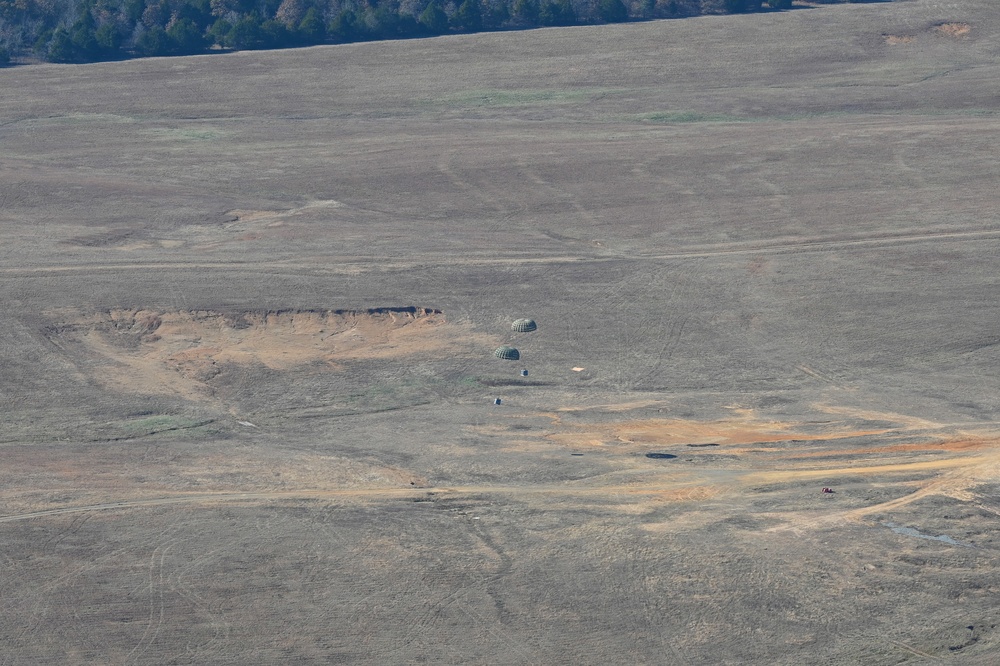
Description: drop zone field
xmin=3 ymin=1 xmax=1000 ymax=662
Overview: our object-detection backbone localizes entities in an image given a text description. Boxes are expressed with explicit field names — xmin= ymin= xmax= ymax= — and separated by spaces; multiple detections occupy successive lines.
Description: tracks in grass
xmin=7 ymin=226 xmax=1000 ymax=278
xmin=0 ymin=444 xmax=995 ymax=524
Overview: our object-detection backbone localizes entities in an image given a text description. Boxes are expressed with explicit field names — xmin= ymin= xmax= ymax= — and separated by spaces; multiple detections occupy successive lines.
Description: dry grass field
xmin=3 ymin=0 xmax=1000 ymax=662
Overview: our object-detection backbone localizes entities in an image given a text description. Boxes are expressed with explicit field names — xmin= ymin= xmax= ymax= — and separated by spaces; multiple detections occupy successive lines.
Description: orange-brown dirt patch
xmin=525 ymin=406 xmax=1000 ymax=523
xmin=936 ymin=22 xmax=971 ymax=38
xmin=883 ymin=34 xmax=916 ymax=45
xmin=765 ymin=442 xmax=1000 ymax=532
xmin=48 ymin=307 xmax=490 ymax=399
xmin=783 ymin=437 xmax=992 ymax=459
xmin=544 ymin=416 xmax=889 ymax=450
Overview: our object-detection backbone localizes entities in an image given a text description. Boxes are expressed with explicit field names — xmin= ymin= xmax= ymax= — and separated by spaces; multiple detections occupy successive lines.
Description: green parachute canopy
xmin=494 ymin=346 xmax=520 ymax=360
xmin=511 ymin=319 xmax=537 ymax=332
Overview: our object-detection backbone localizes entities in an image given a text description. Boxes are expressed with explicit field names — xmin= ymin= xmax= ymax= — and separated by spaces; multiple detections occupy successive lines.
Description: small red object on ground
xmin=822 ymin=487 xmax=834 ymax=493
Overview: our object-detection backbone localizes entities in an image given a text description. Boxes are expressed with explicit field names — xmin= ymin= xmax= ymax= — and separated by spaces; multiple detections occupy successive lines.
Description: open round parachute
xmin=511 ymin=319 xmax=537 ymax=333
xmin=494 ymin=346 xmax=520 ymax=361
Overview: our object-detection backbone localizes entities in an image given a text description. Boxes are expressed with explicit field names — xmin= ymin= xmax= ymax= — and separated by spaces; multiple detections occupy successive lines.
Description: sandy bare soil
xmin=3 ymin=0 xmax=1000 ymax=663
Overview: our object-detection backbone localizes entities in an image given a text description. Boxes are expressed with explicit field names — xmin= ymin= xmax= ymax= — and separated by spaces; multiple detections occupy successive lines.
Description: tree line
xmin=0 ymin=0 xmax=866 ymax=65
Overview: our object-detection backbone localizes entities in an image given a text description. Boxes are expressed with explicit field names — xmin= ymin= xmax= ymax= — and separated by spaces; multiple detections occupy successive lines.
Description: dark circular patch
xmin=645 ymin=453 xmax=677 ymax=459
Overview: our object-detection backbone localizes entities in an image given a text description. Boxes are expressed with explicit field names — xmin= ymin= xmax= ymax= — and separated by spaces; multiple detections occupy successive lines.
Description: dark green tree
xmin=451 ymin=0 xmax=481 ymax=31
xmin=597 ymin=0 xmax=627 ymax=22
xmin=512 ymin=0 xmax=537 ymax=24
xmin=69 ymin=12 xmax=101 ymax=60
xmin=142 ymin=1 xmax=168 ymax=28
xmin=208 ymin=18 xmax=232 ymax=45
xmin=95 ymin=22 xmax=125 ymax=55
xmin=167 ymin=17 xmax=207 ymax=53
xmin=370 ymin=5 xmax=401 ymax=38
xmin=767 ymin=0 xmax=791 ymax=8
xmin=539 ymin=0 xmax=573 ymax=25
xmin=123 ymin=0 xmax=145 ymax=23
xmin=418 ymin=0 xmax=448 ymax=33
xmin=261 ymin=0 xmax=284 ymax=19
xmin=47 ymin=28 xmax=76 ymax=62
xmin=297 ymin=7 xmax=325 ymax=43
xmin=227 ymin=14 xmax=264 ymax=48
xmin=329 ymin=8 xmax=362 ymax=41
xmin=483 ymin=0 xmax=509 ymax=29
xmin=539 ymin=2 xmax=556 ymax=25
xmin=260 ymin=18 xmax=290 ymax=47
xmin=134 ymin=26 xmax=171 ymax=55
xmin=398 ymin=14 xmax=422 ymax=36
xmin=175 ymin=0 xmax=214 ymax=31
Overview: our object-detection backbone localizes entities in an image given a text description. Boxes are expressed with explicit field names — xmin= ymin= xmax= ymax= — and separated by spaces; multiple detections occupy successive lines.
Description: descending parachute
xmin=494 ymin=346 xmax=520 ymax=360
xmin=511 ymin=318 xmax=537 ymax=332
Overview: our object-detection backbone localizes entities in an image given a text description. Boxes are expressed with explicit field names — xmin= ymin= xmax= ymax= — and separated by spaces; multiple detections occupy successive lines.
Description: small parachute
xmin=511 ymin=319 xmax=537 ymax=333
xmin=494 ymin=346 xmax=520 ymax=360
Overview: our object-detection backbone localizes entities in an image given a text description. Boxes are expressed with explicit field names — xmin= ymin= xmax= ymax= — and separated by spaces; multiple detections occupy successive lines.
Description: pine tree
xmin=418 ymin=0 xmax=448 ymax=34
xmin=512 ymin=0 xmax=538 ymax=25
xmin=451 ymin=0 xmax=481 ymax=31
xmin=167 ymin=17 xmax=207 ymax=54
xmin=597 ymin=0 xmax=627 ymax=22
xmin=47 ymin=28 xmax=76 ymax=62
xmin=95 ymin=23 xmax=124 ymax=56
xmin=134 ymin=26 xmax=171 ymax=55
xmin=539 ymin=0 xmax=573 ymax=25
xmin=297 ymin=7 xmax=325 ymax=44
xmin=227 ymin=14 xmax=264 ymax=49
xmin=329 ymin=9 xmax=361 ymax=42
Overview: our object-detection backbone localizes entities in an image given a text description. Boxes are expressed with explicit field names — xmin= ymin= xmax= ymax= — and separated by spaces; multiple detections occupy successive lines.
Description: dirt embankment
xmin=44 ymin=307 xmax=487 ymax=400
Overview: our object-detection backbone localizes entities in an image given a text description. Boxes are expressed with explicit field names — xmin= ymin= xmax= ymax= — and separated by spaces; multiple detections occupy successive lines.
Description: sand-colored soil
xmin=936 ymin=22 xmax=971 ymax=38
xmin=48 ymin=307 xmax=488 ymax=400
xmin=544 ymin=412 xmax=889 ymax=449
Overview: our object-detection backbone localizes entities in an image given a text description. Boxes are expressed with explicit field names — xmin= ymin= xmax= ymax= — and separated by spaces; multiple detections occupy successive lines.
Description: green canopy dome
xmin=511 ymin=319 xmax=537 ymax=332
xmin=494 ymin=346 xmax=520 ymax=360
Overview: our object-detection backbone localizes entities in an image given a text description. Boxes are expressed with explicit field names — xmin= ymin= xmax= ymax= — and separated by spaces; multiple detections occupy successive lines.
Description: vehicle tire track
xmin=438 ymin=150 xmax=513 ymax=221
xmin=167 ymin=540 xmax=234 ymax=661
xmin=586 ymin=528 xmax=689 ymax=664
xmin=516 ymin=158 xmax=604 ymax=229
xmin=123 ymin=536 xmax=180 ymax=665
xmin=796 ymin=362 xmax=852 ymax=391
xmin=7 ymin=224 xmax=1000 ymax=279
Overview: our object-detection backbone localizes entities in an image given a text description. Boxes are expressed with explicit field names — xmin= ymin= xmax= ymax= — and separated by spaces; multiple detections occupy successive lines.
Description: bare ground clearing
xmin=3 ymin=0 xmax=1000 ymax=663
xmin=43 ymin=306 xmax=481 ymax=401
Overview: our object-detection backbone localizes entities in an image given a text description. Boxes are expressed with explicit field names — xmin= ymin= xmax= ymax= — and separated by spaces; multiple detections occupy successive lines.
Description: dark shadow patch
xmin=646 ymin=452 xmax=677 ymax=459
xmin=478 ymin=378 xmax=554 ymax=387
xmin=64 ymin=228 xmax=140 ymax=247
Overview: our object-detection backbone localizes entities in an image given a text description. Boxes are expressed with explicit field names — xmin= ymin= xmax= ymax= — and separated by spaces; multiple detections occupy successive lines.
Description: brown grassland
xmin=3 ymin=0 xmax=1000 ymax=662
